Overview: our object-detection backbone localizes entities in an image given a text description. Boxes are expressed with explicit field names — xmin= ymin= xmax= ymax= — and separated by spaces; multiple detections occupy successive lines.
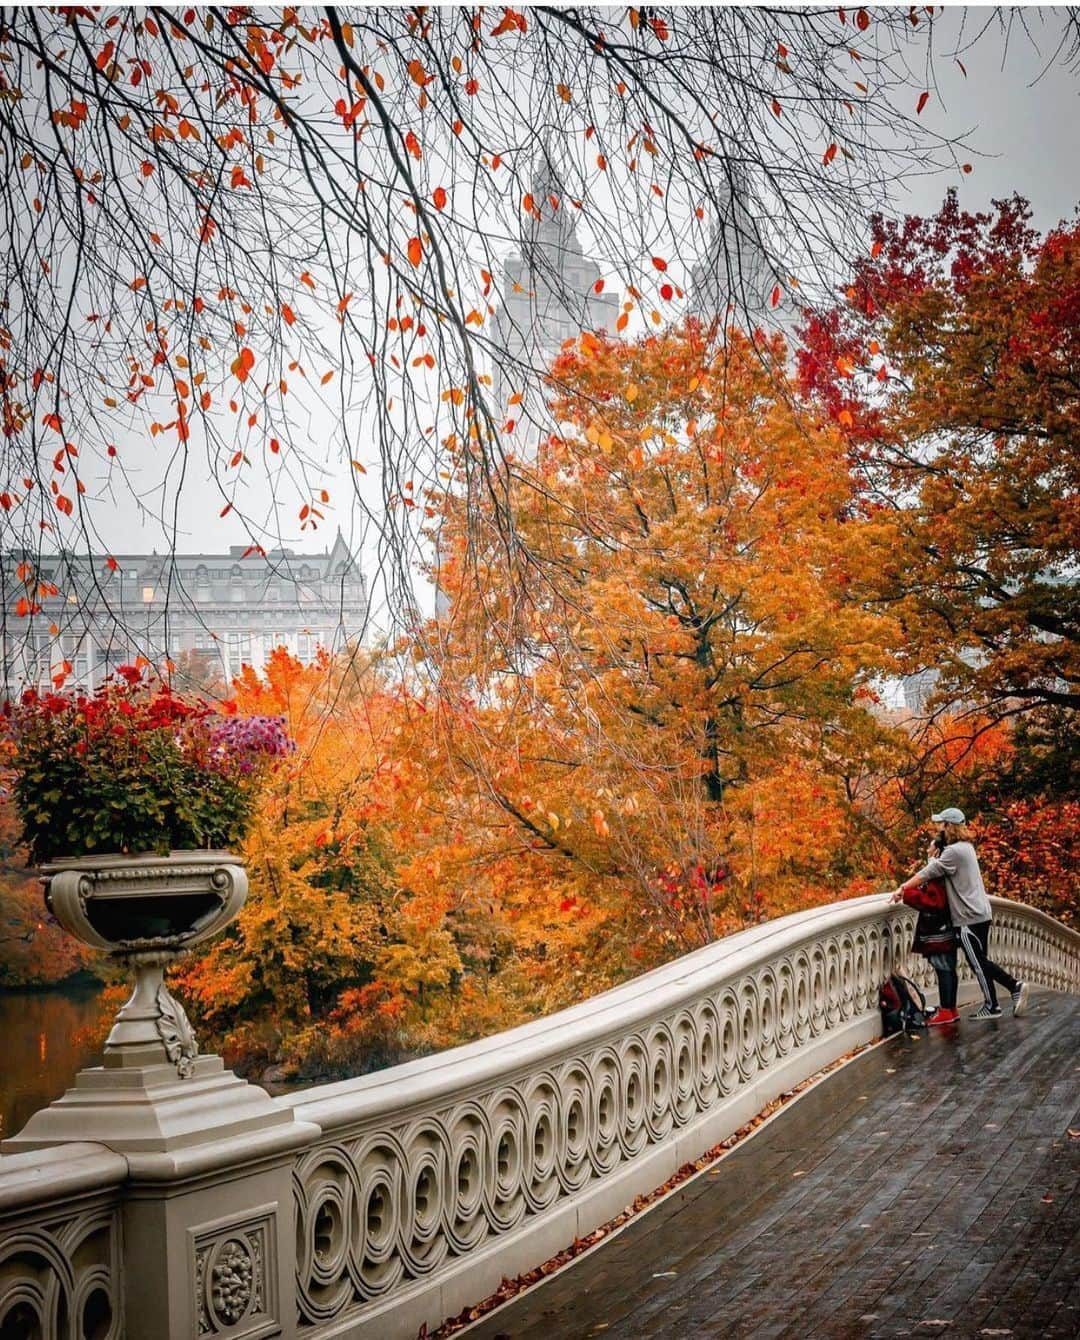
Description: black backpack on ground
xmin=879 ymin=973 xmax=929 ymax=1036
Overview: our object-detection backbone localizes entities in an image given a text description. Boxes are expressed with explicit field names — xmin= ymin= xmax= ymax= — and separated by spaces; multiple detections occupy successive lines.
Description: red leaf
xmin=281 ymin=303 xmax=296 ymax=326
xmin=770 ymin=284 xmax=781 ymax=308
xmin=593 ymin=278 xmax=604 ymax=294
xmin=660 ymin=283 xmax=674 ymax=301
xmin=433 ymin=186 xmax=447 ymax=210
xmin=822 ymin=143 xmax=838 ymax=166
xmin=105 ymin=556 xmax=119 ymax=572
xmin=407 ymin=236 xmax=423 ymax=267
xmin=856 ymin=8 xmax=870 ymax=30
xmin=231 ymin=347 xmax=255 ymax=382
xmin=917 ymin=91 xmax=929 ymax=115
xmin=651 ymin=256 xmax=668 ymax=272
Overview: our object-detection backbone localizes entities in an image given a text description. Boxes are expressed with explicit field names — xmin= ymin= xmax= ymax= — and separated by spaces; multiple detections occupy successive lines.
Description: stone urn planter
xmin=43 ymin=850 xmax=248 ymax=1078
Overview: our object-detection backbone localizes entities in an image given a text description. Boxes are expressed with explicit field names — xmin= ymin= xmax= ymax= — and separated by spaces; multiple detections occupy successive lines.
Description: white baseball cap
xmin=931 ymin=807 xmax=966 ymax=825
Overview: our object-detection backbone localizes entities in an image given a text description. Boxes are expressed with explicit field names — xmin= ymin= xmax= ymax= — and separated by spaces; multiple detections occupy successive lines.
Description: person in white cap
xmin=890 ymin=807 xmax=1030 ymax=1021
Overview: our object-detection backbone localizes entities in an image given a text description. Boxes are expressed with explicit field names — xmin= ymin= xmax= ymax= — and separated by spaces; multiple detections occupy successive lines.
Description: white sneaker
xmin=1012 ymin=981 xmax=1030 ymax=1018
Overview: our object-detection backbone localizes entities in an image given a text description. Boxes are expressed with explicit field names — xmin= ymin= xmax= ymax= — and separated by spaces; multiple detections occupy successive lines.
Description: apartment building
xmin=1 ymin=529 xmax=366 ymax=696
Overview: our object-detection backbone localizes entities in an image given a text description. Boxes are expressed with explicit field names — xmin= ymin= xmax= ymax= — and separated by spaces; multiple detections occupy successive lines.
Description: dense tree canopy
xmin=799 ymin=193 xmax=1079 ymax=719
xmin=428 ymin=324 xmax=902 ymax=946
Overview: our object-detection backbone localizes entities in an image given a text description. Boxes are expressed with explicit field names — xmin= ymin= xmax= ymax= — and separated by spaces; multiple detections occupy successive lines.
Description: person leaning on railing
xmin=890 ymin=807 xmax=1030 ymax=1021
xmin=896 ymin=828 xmax=960 ymax=1026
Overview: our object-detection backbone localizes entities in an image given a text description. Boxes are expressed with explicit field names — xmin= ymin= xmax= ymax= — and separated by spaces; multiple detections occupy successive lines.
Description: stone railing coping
xmin=277 ymin=894 xmax=1078 ymax=1136
xmin=0 ymin=1141 xmax=127 ymax=1216
xmin=275 ymin=892 xmax=904 ymax=1133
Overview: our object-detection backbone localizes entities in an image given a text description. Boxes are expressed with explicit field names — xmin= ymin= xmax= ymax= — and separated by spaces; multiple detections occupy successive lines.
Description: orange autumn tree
xmin=426 ymin=324 xmax=903 ymax=963
xmin=172 ymin=647 xmax=458 ymax=1074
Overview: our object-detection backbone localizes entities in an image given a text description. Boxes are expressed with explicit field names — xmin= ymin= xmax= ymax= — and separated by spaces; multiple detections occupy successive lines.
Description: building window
xmin=142 ymin=586 xmax=155 ymax=603
xmin=227 ymin=632 xmax=252 ymax=666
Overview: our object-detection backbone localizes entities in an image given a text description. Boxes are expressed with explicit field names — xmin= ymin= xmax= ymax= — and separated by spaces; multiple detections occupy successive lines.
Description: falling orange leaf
xmin=231 ymin=347 xmax=255 ymax=382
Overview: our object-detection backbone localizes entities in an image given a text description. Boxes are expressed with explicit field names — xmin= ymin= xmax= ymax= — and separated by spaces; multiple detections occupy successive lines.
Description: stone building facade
xmin=494 ymin=160 xmax=619 ymax=426
xmin=0 ymin=530 xmax=366 ymax=696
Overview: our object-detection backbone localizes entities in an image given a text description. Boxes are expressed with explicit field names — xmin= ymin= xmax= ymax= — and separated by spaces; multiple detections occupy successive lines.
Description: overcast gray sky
xmin=898 ymin=6 xmax=1078 ymax=227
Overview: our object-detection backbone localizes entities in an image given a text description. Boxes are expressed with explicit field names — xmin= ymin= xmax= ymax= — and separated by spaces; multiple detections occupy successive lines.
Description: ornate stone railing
xmin=1 ymin=895 xmax=1077 ymax=1339
xmin=0 ymin=1144 xmax=126 ymax=1340
xmin=277 ymin=895 xmax=1080 ymax=1338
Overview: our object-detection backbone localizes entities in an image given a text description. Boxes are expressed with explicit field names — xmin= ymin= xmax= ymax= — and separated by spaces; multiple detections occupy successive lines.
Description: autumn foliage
xmin=3 ymin=306 xmax=1076 ymax=1078
xmin=799 ymin=192 xmax=1079 ymax=717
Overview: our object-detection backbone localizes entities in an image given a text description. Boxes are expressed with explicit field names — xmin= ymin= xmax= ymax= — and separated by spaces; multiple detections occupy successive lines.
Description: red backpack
xmin=878 ymin=973 xmax=928 ymax=1035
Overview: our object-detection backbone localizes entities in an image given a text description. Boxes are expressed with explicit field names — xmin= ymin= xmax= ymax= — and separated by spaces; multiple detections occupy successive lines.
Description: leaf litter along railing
xmin=277 ymin=895 xmax=1080 ymax=1337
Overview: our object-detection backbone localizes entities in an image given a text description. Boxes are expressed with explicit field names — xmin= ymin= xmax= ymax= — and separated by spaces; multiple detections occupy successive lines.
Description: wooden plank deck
xmin=464 ymin=990 xmax=1080 ymax=1339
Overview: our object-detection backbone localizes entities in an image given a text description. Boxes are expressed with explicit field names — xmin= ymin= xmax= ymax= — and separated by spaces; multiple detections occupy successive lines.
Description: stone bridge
xmin=1 ymin=895 xmax=1077 ymax=1339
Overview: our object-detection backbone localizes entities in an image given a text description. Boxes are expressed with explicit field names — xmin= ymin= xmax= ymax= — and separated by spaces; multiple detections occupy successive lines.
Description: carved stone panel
xmin=0 ymin=1205 xmax=121 ymax=1340
xmin=189 ymin=1205 xmax=278 ymax=1340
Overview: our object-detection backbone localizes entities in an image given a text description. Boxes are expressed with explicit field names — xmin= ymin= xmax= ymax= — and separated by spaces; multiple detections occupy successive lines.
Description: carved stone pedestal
xmin=1 ymin=850 xmax=320 ymax=1338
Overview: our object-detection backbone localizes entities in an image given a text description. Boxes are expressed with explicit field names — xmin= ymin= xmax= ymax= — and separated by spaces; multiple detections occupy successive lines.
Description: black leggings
xmin=927 ymin=951 xmax=958 ymax=1009
xmin=958 ymin=920 xmax=1019 ymax=1008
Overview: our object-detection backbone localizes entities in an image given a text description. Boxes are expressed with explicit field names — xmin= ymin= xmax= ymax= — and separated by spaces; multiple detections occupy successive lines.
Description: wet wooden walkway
xmin=466 ymin=990 xmax=1080 ymax=1339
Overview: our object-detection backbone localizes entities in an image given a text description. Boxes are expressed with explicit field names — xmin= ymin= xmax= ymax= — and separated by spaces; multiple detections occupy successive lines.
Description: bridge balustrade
xmin=2 ymin=896 xmax=1077 ymax=1339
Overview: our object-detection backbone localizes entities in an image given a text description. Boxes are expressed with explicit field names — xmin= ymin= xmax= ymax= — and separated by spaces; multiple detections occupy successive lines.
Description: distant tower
xmin=688 ymin=170 xmax=786 ymax=330
xmin=494 ymin=158 xmax=618 ymax=446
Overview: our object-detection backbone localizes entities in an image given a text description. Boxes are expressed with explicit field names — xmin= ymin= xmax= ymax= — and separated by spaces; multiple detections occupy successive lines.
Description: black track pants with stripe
xmin=958 ymin=920 xmax=1019 ymax=1009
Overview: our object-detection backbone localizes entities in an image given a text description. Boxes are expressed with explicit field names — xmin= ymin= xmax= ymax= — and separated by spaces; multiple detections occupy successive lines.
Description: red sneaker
xmin=927 ymin=1007 xmax=959 ymax=1026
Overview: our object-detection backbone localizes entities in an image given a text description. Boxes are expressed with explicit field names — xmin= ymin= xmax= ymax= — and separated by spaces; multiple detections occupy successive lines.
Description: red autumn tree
xmin=798 ymin=192 xmax=1079 ymax=720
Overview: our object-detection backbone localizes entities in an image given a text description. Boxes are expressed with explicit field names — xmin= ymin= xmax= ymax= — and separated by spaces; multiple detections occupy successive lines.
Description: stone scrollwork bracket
xmin=156 ymin=981 xmax=200 ymax=1079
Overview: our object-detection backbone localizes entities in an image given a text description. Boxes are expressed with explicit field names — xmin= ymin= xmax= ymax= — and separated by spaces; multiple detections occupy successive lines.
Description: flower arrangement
xmin=2 ymin=665 xmax=293 ymax=863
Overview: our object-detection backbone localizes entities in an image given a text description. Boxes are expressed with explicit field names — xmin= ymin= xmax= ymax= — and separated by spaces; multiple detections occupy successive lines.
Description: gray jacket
xmin=913 ymin=841 xmax=992 ymax=927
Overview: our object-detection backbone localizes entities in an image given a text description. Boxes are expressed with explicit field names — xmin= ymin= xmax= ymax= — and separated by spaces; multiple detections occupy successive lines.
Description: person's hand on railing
xmin=888 ymin=888 xmax=905 ymax=904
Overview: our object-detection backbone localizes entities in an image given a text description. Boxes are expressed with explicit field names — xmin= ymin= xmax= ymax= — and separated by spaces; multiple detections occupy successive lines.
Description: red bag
xmin=906 ymin=878 xmax=956 ymax=957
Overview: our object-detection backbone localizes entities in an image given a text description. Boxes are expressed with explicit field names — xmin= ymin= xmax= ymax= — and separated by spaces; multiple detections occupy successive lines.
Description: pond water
xmin=0 ymin=983 xmax=108 ymax=1141
xmin=0 ymin=984 xmax=320 ymax=1140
